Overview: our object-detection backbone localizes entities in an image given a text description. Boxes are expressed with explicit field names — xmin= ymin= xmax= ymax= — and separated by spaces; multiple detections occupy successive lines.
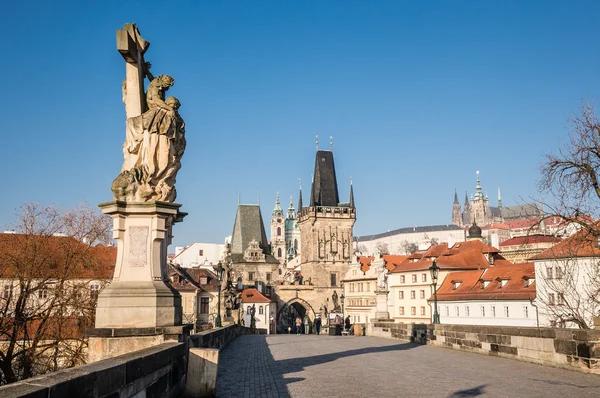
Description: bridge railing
xmin=368 ymin=321 xmax=600 ymax=374
xmin=0 ymin=324 xmax=255 ymax=398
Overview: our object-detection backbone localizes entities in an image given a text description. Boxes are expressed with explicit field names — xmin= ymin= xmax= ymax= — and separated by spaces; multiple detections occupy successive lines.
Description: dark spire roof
xmin=230 ymin=204 xmax=269 ymax=255
xmin=298 ymin=185 xmax=303 ymax=211
xmin=349 ymin=178 xmax=355 ymax=208
xmin=468 ymin=221 xmax=482 ymax=239
xmin=454 ymin=190 xmax=459 ymax=205
xmin=310 ymin=150 xmax=340 ymax=207
xmin=464 ymin=191 xmax=469 ymax=207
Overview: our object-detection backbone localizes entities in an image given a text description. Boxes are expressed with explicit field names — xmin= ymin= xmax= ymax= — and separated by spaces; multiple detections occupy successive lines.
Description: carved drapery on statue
xmin=112 ymin=24 xmax=186 ymax=203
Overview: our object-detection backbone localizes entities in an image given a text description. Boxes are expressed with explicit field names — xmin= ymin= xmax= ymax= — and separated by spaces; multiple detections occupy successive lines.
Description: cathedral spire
xmin=298 ymin=179 xmax=303 ymax=212
xmin=464 ymin=191 xmax=469 ymax=207
xmin=474 ymin=170 xmax=484 ymax=200
xmin=454 ymin=189 xmax=459 ymax=205
xmin=497 ymin=187 xmax=503 ymax=208
xmin=349 ymin=177 xmax=355 ymax=208
xmin=272 ymin=192 xmax=283 ymax=216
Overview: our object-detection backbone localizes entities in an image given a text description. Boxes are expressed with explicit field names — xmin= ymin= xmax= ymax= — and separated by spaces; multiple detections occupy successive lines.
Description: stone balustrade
xmin=368 ymin=321 xmax=600 ymax=374
xmin=0 ymin=324 xmax=255 ymax=398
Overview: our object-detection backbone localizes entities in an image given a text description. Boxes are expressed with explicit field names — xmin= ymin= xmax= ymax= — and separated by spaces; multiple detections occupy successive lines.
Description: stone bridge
xmin=217 ymin=334 xmax=600 ymax=398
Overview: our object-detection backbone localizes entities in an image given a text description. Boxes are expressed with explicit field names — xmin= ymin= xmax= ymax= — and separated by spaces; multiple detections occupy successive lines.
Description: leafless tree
xmin=539 ymin=100 xmax=600 ymax=232
xmin=399 ymin=240 xmax=418 ymax=255
xmin=375 ymin=242 xmax=389 ymax=255
xmin=535 ymin=100 xmax=600 ymax=328
xmin=0 ymin=203 xmax=112 ymax=384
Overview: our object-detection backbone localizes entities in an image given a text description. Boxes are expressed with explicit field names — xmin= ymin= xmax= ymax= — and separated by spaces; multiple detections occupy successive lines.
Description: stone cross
xmin=117 ymin=23 xmax=150 ymax=118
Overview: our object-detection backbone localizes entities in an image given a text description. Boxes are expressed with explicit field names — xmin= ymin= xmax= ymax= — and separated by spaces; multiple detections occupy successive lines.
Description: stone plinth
xmin=374 ymin=290 xmax=390 ymax=319
xmin=95 ymin=201 xmax=186 ymax=328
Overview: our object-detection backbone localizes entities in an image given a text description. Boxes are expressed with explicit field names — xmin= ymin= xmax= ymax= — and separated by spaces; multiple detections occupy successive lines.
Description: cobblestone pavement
xmin=216 ymin=334 xmax=600 ymax=398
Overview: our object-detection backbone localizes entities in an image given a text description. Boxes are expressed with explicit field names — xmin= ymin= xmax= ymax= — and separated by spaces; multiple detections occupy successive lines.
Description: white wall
xmin=358 ymin=229 xmax=465 ymax=255
xmin=242 ymin=302 xmax=275 ymax=333
xmin=438 ymin=299 xmax=537 ymax=327
xmin=172 ymin=243 xmax=225 ymax=268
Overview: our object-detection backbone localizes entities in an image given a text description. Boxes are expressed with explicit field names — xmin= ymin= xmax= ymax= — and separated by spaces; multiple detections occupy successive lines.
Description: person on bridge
xmin=295 ymin=316 xmax=302 ymax=335
xmin=345 ymin=315 xmax=351 ymax=334
xmin=314 ymin=315 xmax=322 ymax=335
xmin=303 ymin=315 xmax=310 ymax=334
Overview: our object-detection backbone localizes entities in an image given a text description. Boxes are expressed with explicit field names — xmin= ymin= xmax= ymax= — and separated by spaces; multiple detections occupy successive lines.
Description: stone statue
xmin=331 ymin=290 xmax=341 ymax=313
xmin=250 ymin=304 xmax=256 ymax=329
xmin=374 ymin=254 xmax=388 ymax=290
xmin=377 ymin=267 xmax=388 ymax=290
xmin=112 ymin=24 xmax=186 ymax=203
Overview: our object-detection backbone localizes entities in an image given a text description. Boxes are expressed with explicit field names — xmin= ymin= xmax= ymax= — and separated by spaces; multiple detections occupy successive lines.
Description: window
xmin=523 ymin=306 xmax=529 ymax=318
xmin=558 ymin=293 xmax=565 ymax=306
xmin=366 ymin=283 xmax=370 ymax=292
xmin=399 ymin=307 xmax=405 ymax=315
xmin=350 ymin=284 xmax=354 ymax=293
xmin=410 ymin=290 xmax=416 ymax=299
xmin=3 ymin=285 xmax=10 ymax=299
xmin=420 ymin=306 xmax=426 ymax=316
xmin=294 ymin=239 xmax=298 ymax=250
xmin=411 ymin=307 xmax=416 ymax=316
xmin=90 ymin=284 xmax=100 ymax=300
xmin=277 ymin=248 xmax=282 ymax=258
xmin=38 ymin=289 xmax=49 ymax=300
xmin=259 ymin=306 xmax=264 ymax=315
xmin=358 ymin=316 xmax=361 ymax=322
xmin=199 ymin=249 xmax=204 ymax=256
xmin=546 ymin=266 xmax=553 ymax=279
xmin=422 ymin=274 xmax=427 ymax=282
xmin=420 ymin=290 xmax=425 ymax=299
xmin=248 ymin=272 xmax=254 ymax=281
xmin=480 ymin=306 xmax=485 ymax=317
xmin=399 ymin=291 xmax=404 ymax=299
xmin=200 ymin=297 xmax=209 ymax=314
xmin=455 ymin=306 xmax=460 ymax=316
xmin=549 ymin=293 xmax=556 ymax=305
xmin=277 ymin=227 xmax=281 ymax=236
xmin=330 ymin=273 xmax=337 ymax=287
xmin=412 ymin=274 xmax=417 ymax=283
xmin=200 ymin=277 xmax=208 ymax=285
xmin=554 ymin=267 xmax=563 ymax=279
xmin=400 ymin=275 xmax=405 ymax=284
xmin=465 ymin=306 xmax=470 ymax=317
xmin=247 ymin=307 xmax=252 ymax=314
xmin=504 ymin=306 xmax=509 ymax=318
xmin=491 ymin=305 xmax=496 ymax=317
xmin=445 ymin=306 xmax=450 ymax=316
xmin=266 ymin=273 xmax=271 ymax=282
xmin=278 ymin=269 xmax=282 ymax=275
xmin=555 ymin=266 xmax=563 ymax=279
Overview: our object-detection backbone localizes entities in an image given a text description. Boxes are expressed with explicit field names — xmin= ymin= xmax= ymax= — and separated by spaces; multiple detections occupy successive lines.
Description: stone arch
xmin=276 ymin=297 xmax=317 ymax=333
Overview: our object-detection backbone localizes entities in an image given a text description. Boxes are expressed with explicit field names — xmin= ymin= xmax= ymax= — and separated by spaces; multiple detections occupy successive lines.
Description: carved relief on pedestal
xmin=129 ymin=226 xmax=149 ymax=267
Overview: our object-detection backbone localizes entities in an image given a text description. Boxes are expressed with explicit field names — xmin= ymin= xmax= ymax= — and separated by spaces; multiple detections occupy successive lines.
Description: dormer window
xmin=452 ymin=281 xmax=462 ymax=290
xmin=483 ymin=280 xmax=490 ymax=288
xmin=498 ymin=279 xmax=508 ymax=288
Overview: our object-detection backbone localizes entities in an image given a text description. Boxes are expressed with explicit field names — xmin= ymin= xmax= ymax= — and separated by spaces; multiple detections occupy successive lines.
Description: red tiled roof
xmin=435 ymin=262 xmax=535 ymax=301
xmin=241 ymin=288 xmax=273 ymax=303
xmin=0 ymin=233 xmax=116 ymax=279
xmin=422 ymin=243 xmax=448 ymax=258
xmin=531 ymin=226 xmax=600 ymax=260
xmin=358 ymin=255 xmax=409 ymax=272
xmin=500 ymin=235 xmax=562 ymax=247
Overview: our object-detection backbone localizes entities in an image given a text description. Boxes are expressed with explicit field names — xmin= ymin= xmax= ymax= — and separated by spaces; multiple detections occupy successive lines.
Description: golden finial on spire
xmin=330 ymin=136 xmax=333 ymax=150
xmin=316 ymin=135 xmax=319 ymax=150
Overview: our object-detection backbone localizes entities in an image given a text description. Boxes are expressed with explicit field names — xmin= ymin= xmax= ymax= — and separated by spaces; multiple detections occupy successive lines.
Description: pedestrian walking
xmin=314 ymin=315 xmax=322 ymax=335
xmin=295 ymin=316 xmax=302 ymax=334
xmin=345 ymin=315 xmax=351 ymax=333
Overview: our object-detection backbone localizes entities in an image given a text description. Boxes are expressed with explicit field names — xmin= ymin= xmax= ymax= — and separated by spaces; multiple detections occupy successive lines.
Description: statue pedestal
xmin=374 ymin=290 xmax=390 ymax=319
xmin=89 ymin=201 xmax=188 ymax=362
xmin=95 ymin=200 xmax=186 ymax=328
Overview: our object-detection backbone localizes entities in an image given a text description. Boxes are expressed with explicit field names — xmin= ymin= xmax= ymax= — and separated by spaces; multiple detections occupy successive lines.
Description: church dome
xmin=468 ymin=222 xmax=482 ymax=239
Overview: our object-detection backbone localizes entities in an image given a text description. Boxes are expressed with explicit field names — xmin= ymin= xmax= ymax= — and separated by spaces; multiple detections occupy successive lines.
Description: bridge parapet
xmin=0 ymin=324 xmax=255 ymax=398
xmin=368 ymin=322 xmax=600 ymax=374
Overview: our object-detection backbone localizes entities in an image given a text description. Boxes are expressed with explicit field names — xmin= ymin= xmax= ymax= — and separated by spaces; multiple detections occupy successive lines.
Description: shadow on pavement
xmin=448 ymin=384 xmax=487 ymax=397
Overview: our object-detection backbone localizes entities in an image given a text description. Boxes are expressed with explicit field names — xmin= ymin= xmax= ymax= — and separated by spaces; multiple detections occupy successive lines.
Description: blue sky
xmin=1 ymin=1 xmax=599 ymax=248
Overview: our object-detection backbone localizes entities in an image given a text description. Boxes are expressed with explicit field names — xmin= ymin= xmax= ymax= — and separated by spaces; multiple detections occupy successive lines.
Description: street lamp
xmin=429 ymin=259 xmax=440 ymax=324
xmin=215 ymin=261 xmax=225 ymax=328
xmin=340 ymin=293 xmax=345 ymax=319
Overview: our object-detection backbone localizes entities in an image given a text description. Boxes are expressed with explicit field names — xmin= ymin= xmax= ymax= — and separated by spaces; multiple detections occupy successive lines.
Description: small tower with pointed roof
xmin=270 ymin=193 xmax=286 ymax=265
xmin=284 ymin=196 xmax=301 ymax=261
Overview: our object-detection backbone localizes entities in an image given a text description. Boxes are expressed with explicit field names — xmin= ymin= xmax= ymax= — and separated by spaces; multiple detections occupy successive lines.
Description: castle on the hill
xmin=451 ymin=171 xmax=539 ymax=227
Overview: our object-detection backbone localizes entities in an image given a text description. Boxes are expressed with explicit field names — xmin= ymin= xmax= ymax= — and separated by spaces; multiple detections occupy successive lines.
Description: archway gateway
xmin=277 ymin=297 xmax=317 ymax=333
